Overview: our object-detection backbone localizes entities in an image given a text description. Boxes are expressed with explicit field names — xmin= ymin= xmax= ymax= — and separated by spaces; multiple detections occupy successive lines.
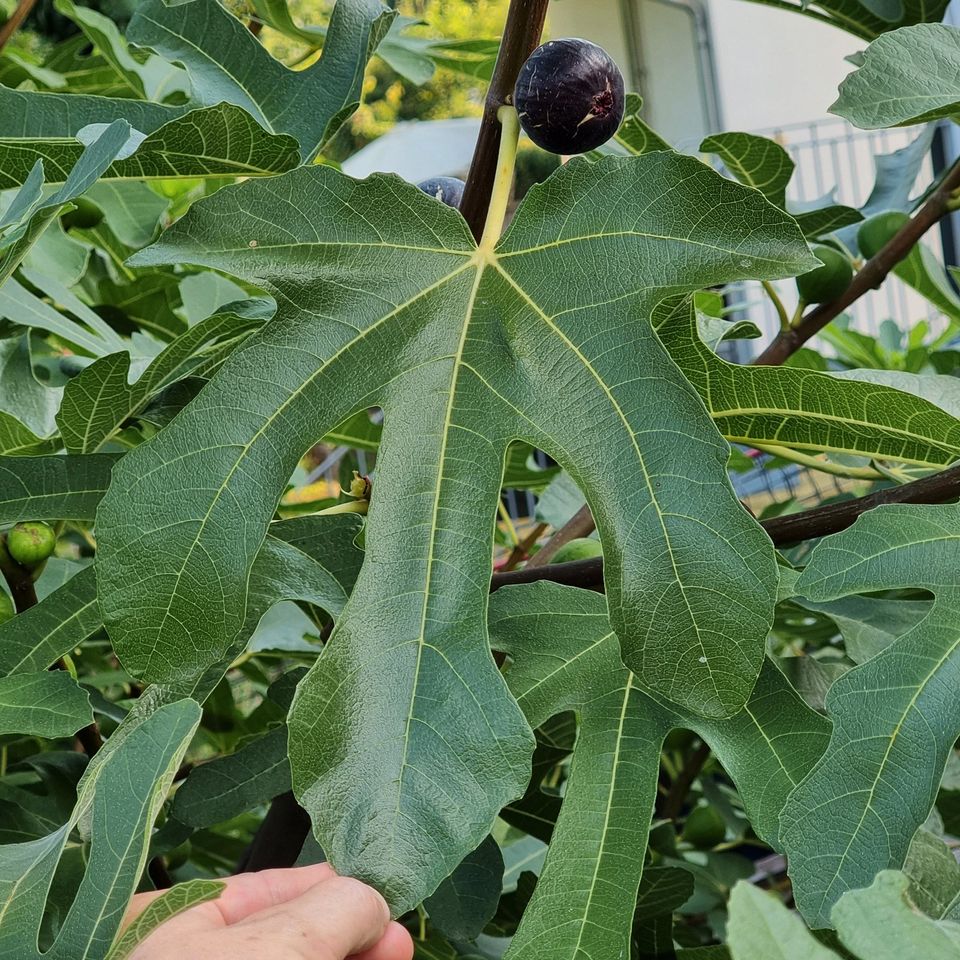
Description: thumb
xmin=236 ymin=875 xmax=392 ymax=959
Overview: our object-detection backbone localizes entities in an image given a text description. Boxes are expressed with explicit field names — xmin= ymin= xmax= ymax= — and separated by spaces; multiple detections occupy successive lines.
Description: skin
xmin=128 ymin=864 xmax=414 ymax=960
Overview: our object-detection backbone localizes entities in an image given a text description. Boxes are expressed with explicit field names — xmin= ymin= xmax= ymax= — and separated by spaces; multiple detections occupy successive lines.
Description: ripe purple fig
xmin=514 ymin=38 xmax=625 ymax=155
xmin=417 ymin=177 xmax=466 ymax=209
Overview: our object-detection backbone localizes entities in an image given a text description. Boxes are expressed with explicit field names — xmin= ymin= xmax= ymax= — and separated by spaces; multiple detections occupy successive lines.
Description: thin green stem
xmin=751 ymin=442 xmax=884 ymax=481
xmin=497 ymin=499 xmax=520 ymax=547
xmin=478 ymin=106 xmax=520 ymax=253
xmin=761 ymin=281 xmax=791 ymax=333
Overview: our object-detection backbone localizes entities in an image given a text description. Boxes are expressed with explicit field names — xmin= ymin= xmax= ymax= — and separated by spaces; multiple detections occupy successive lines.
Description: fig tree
xmin=514 ymin=38 xmax=625 ymax=155
xmin=7 ymin=521 xmax=57 ymax=568
xmin=0 ymin=591 xmax=13 ymax=625
xmin=417 ymin=177 xmax=466 ymax=209
xmin=549 ymin=537 xmax=603 ymax=564
xmin=61 ymin=196 xmax=104 ymax=231
xmin=795 ymin=244 xmax=853 ymax=304
xmin=857 ymin=211 xmax=910 ymax=260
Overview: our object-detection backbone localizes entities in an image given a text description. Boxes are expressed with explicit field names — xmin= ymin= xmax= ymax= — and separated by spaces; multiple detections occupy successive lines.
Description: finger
xmin=349 ymin=921 xmax=415 ymax=960
xmin=126 ymin=863 xmax=337 ymax=935
xmin=203 ymin=863 xmax=338 ymax=926
xmin=238 ymin=875 xmax=391 ymax=959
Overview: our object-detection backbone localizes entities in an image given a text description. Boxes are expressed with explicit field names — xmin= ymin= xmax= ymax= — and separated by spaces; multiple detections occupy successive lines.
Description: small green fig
xmin=682 ymin=804 xmax=726 ymax=849
xmin=857 ymin=211 xmax=911 ymax=260
xmin=0 ymin=591 xmax=14 ymax=624
xmin=7 ymin=521 xmax=57 ymax=568
xmin=795 ymin=244 xmax=853 ymax=304
xmin=550 ymin=537 xmax=603 ymax=564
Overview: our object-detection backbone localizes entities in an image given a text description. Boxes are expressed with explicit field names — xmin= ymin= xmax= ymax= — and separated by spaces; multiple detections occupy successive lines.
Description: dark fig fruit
xmin=795 ymin=244 xmax=853 ymax=305
xmin=514 ymin=38 xmax=625 ymax=155
xmin=7 ymin=521 xmax=57 ymax=568
xmin=417 ymin=177 xmax=466 ymax=209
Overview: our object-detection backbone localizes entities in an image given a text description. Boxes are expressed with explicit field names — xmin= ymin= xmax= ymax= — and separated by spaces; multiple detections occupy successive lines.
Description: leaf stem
xmin=761 ymin=281 xmax=791 ymax=333
xmin=460 ymin=0 xmax=550 ymax=241
xmin=750 ymin=443 xmax=885 ymax=481
xmin=497 ymin=498 xmax=520 ymax=547
xmin=478 ymin=106 xmax=520 ymax=253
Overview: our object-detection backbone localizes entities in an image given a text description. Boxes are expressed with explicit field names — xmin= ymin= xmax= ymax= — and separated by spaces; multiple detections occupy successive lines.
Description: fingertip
xmin=349 ymin=920 xmax=415 ymax=960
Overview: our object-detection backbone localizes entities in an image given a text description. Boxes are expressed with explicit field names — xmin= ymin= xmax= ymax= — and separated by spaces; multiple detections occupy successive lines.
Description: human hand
xmin=128 ymin=864 xmax=414 ymax=960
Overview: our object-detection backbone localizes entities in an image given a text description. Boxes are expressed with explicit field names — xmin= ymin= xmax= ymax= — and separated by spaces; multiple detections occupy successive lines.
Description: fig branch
xmin=491 ymin=457 xmax=960 ymax=592
xmin=754 ymin=154 xmax=960 ymax=365
xmin=0 ymin=0 xmax=38 ymax=52
xmin=459 ymin=0 xmax=550 ymax=241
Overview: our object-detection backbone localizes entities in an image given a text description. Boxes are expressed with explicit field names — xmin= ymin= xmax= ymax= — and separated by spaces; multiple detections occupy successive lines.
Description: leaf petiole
xmin=478 ymin=105 xmax=520 ymax=253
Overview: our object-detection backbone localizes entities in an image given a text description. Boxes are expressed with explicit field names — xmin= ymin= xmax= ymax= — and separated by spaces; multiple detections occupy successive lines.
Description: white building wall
xmin=549 ymin=0 xmax=862 ymax=141
xmin=704 ymin=0 xmax=858 ymax=132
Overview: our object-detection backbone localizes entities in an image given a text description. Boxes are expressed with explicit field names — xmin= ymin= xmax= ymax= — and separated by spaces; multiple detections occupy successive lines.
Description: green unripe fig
xmin=682 ymin=804 xmax=726 ymax=849
xmin=857 ymin=211 xmax=911 ymax=260
xmin=0 ymin=591 xmax=14 ymax=624
xmin=7 ymin=521 xmax=57 ymax=568
xmin=795 ymin=245 xmax=853 ymax=305
xmin=60 ymin=196 xmax=104 ymax=231
xmin=549 ymin=537 xmax=603 ymax=564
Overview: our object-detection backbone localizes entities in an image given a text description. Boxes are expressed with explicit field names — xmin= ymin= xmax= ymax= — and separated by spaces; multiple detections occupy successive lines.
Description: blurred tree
xmin=343 ymin=0 xmax=511 ymax=153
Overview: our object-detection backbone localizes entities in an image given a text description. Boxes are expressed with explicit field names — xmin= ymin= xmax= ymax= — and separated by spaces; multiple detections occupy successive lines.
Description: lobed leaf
xmin=0 ymin=699 xmax=200 ymax=960
xmin=782 ymin=502 xmax=960 ymax=927
xmin=96 ymin=152 xmax=813 ymax=910
xmin=833 ymin=871 xmax=960 ymax=957
xmin=127 ymin=0 xmax=393 ymax=160
xmin=655 ymin=298 xmax=960 ymax=468
xmin=0 ymin=91 xmax=300 ymax=188
xmin=488 ymin=581 xmax=830 ymax=959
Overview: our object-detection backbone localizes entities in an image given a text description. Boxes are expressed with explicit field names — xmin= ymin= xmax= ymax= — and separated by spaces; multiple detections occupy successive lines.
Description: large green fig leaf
xmin=0 ymin=454 xmax=118 ymax=524
xmin=0 ymin=671 xmax=92 ymax=737
xmin=727 ymin=882 xmax=841 ymax=960
xmin=127 ymin=0 xmax=393 ymax=160
xmin=781 ymin=502 xmax=960 ymax=927
xmin=0 ymin=698 xmax=200 ymax=960
xmin=655 ymin=298 xmax=960 ymax=466
xmin=0 ymin=567 xmax=101 ymax=676
xmin=489 ymin=581 xmax=830 ymax=960
xmin=96 ymin=153 xmax=812 ymax=909
xmin=833 ymin=871 xmax=960 ymax=957
xmin=832 ymin=24 xmax=960 ymax=128
xmin=0 ymin=94 xmax=299 ymax=188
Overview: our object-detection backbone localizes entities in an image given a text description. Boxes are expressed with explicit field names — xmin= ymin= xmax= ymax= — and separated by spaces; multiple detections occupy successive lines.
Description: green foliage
xmin=0 ymin=0 xmax=958 ymax=957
